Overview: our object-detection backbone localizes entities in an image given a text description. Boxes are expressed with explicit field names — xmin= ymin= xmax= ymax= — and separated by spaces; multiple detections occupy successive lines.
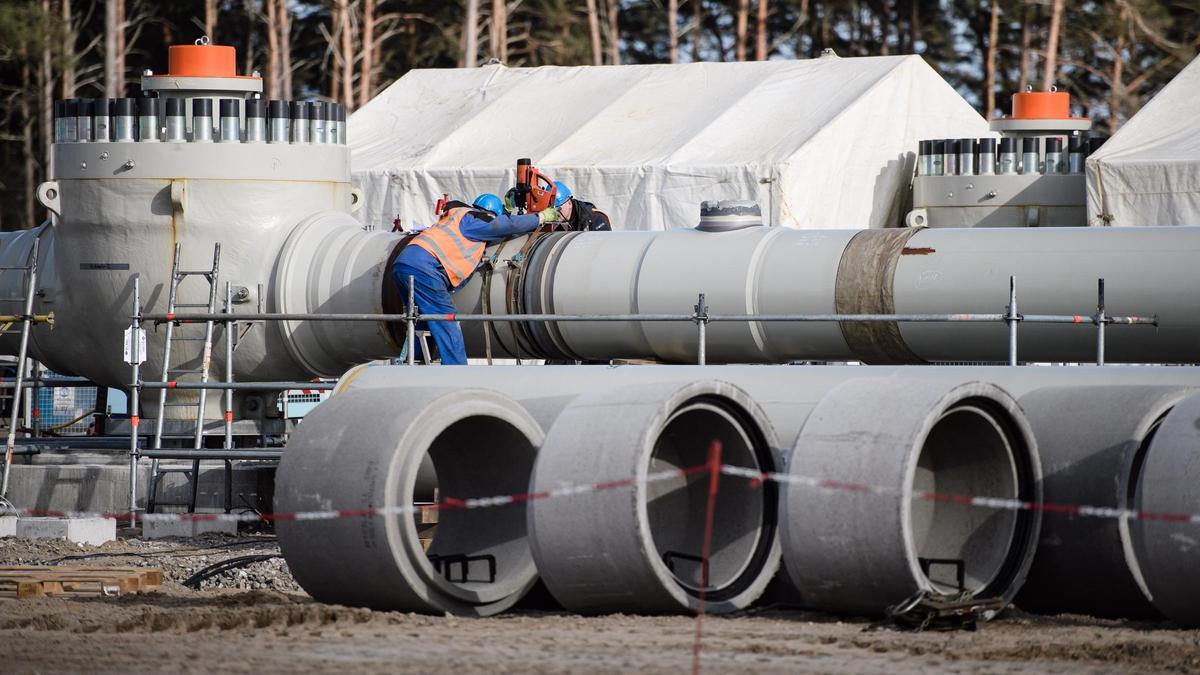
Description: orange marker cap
xmin=1011 ymin=91 xmax=1071 ymax=120
xmin=167 ymin=44 xmax=238 ymax=78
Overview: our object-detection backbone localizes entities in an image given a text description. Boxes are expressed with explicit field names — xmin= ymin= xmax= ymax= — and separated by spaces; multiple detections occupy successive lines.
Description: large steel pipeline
xmin=446 ymin=226 xmax=1200 ymax=365
xmin=1014 ymin=386 xmax=1192 ymax=619
xmin=286 ymin=364 xmax=1200 ymax=618
xmin=1130 ymin=391 xmax=1200 ymax=627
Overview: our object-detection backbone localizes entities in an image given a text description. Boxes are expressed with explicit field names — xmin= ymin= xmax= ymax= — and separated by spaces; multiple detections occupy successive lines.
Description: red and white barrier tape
xmin=719 ymin=465 xmax=1200 ymax=524
xmin=7 ymin=463 xmax=1200 ymax=526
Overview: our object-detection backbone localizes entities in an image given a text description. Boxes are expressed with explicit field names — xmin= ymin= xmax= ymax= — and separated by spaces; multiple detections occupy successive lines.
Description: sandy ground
xmin=2 ymin=535 xmax=1199 ymax=674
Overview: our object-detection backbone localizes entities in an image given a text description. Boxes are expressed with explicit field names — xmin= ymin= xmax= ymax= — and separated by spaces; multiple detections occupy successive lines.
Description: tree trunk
xmin=668 ymin=0 xmax=678 ymax=63
xmin=755 ymin=0 xmax=768 ymax=60
xmin=909 ymin=0 xmax=919 ymax=53
xmin=692 ymin=0 xmax=703 ymax=62
xmin=205 ymin=0 xmax=218 ymax=41
xmin=605 ymin=0 xmax=620 ymax=65
xmin=1018 ymin=0 xmax=1032 ymax=92
xmin=881 ymin=0 xmax=892 ymax=55
xmin=985 ymin=0 xmax=1000 ymax=118
xmin=799 ymin=0 xmax=810 ymax=57
xmin=490 ymin=0 xmax=507 ymax=62
xmin=279 ymin=0 xmax=293 ymax=98
xmin=338 ymin=0 xmax=353 ymax=109
xmin=328 ymin=4 xmax=340 ymax=101
xmin=265 ymin=0 xmax=280 ymax=98
xmin=1109 ymin=6 xmax=1127 ymax=134
xmin=735 ymin=0 xmax=749 ymax=61
xmin=243 ymin=0 xmax=256 ymax=76
xmin=1041 ymin=0 xmax=1063 ymax=90
xmin=61 ymin=0 xmax=75 ymax=97
xmin=360 ymin=0 xmax=375 ymax=106
xmin=22 ymin=62 xmax=36 ymax=227
xmin=463 ymin=0 xmax=479 ymax=67
xmin=40 ymin=0 xmax=53 ymax=188
xmin=586 ymin=0 xmax=602 ymax=65
xmin=116 ymin=0 xmax=126 ymax=95
xmin=104 ymin=0 xmax=119 ymax=98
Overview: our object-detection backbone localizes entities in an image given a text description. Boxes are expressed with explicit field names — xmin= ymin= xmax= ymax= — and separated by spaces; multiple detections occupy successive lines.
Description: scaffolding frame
xmin=119 ymin=273 xmax=1157 ymax=520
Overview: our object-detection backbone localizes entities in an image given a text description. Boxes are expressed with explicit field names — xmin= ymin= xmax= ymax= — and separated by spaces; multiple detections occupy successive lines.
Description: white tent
xmin=349 ymin=54 xmax=988 ymax=231
xmin=1087 ymin=55 xmax=1200 ymax=227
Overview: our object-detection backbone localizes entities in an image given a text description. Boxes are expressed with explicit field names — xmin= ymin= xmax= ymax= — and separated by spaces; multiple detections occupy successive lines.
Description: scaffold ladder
xmin=147 ymin=243 xmax=220 ymax=513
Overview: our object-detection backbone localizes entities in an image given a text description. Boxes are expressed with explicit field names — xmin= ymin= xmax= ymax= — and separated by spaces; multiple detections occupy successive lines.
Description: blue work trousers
xmin=393 ymin=254 xmax=468 ymax=365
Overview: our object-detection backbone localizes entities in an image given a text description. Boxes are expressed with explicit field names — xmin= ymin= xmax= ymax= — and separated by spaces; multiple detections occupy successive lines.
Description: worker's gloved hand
xmin=503 ymin=189 xmax=518 ymax=214
xmin=538 ymin=207 xmax=561 ymax=224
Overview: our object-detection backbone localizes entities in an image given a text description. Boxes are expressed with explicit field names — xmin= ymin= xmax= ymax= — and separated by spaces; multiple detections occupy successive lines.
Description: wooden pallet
xmin=0 ymin=565 xmax=163 ymax=599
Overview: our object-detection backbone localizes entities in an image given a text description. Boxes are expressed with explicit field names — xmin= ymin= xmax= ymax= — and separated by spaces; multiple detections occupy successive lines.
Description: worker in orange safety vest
xmin=392 ymin=194 xmax=559 ymax=364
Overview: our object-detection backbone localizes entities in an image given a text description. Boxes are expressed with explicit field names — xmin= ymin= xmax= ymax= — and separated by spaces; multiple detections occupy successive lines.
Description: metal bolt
xmin=123 ymin=159 xmax=135 ymax=169
xmin=252 ymin=70 xmax=262 ymax=78
xmin=966 ymin=183 xmax=974 ymax=190
xmin=946 ymin=192 xmax=954 ymax=198
xmin=79 ymin=162 xmax=87 ymax=169
xmin=100 ymin=152 xmax=109 ymax=161
xmin=143 ymin=69 xmax=154 ymax=77
xmin=987 ymin=190 xmax=998 ymax=199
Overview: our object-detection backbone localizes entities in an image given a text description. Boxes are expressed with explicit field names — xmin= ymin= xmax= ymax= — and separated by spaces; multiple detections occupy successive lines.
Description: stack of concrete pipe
xmin=276 ymin=365 xmax=1200 ymax=625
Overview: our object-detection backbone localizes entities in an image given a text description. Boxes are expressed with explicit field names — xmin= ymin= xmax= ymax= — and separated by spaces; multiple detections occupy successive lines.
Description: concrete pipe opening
xmin=529 ymin=381 xmax=782 ymax=615
xmin=1014 ymin=386 xmax=1191 ymax=619
xmin=275 ymin=387 xmax=543 ymax=616
xmin=910 ymin=401 xmax=1024 ymax=597
xmin=783 ymin=379 xmax=1040 ymax=617
xmin=418 ymin=415 xmax=538 ymax=605
xmin=1127 ymin=390 xmax=1200 ymax=627
xmin=646 ymin=399 xmax=769 ymax=600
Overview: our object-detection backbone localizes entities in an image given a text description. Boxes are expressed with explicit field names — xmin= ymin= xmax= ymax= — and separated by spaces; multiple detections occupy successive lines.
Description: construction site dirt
xmin=2 ymin=535 xmax=1198 ymax=674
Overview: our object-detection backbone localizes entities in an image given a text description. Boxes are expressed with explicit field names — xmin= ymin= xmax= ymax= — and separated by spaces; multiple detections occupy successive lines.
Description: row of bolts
xmin=916 ymin=135 xmax=1107 ymax=177
xmin=51 ymin=97 xmax=348 ymax=146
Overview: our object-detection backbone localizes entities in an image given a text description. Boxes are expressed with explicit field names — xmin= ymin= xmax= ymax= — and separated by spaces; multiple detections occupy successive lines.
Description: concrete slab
xmin=142 ymin=518 xmax=237 ymax=539
xmin=17 ymin=516 xmax=116 ymax=545
xmin=0 ymin=515 xmax=17 ymax=538
xmin=4 ymin=455 xmax=275 ymax=517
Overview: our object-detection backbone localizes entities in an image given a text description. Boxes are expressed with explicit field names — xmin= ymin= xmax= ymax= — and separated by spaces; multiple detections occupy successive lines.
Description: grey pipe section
xmin=335 ymin=365 xmax=1200 ymax=452
xmin=275 ymin=386 xmax=543 ymax=616
xmin=329 ymin=365 xmax=1200 ymax=612
xmin=1013 ymin=385 xmax=1191 ymax=619
xmin=782 ymin=378 xmax=1041 ymax=616
xmin=528 ymin=380 xmax=783 ymax=614
xmin=451 ymin=227 xmax=1200 ymax=365
xmin=1129 ymin=391 xmax=1200 ymax=627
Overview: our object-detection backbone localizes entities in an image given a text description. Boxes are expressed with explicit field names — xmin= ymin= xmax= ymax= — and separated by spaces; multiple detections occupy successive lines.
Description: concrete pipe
xmin=333 ymin=365 xmax=1200 ymax=448
xmin=782 ymin=378 xmax=1041 ymax=616
xmin=528 ymin=380 xmax=782 ymax=614
xmin=275 ymin=387 xmax=543 ymax=616
xmin=1128 ymin=390 xmax=1200 ymax=627
xmin=1014 ymin=386 xmax=1191 ymax=619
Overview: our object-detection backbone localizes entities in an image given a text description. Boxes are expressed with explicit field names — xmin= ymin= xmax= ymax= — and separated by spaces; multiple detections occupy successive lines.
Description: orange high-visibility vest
xmin=411 ymin=207 xmax=486 ymax=287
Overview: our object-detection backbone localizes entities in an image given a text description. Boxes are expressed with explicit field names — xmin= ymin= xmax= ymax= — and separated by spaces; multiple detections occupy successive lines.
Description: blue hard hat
xmin=553 ymin=180 xmax=572 ymax=208
xmin=473 ymin=193 xmax=504 ymax=215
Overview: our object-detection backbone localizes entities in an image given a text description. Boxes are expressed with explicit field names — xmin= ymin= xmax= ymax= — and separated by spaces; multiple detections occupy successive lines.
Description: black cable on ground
xmin=182 ymin=554 xmax=281 ymax=590
xmin=47 ymin=537 xmax=278 ymax=563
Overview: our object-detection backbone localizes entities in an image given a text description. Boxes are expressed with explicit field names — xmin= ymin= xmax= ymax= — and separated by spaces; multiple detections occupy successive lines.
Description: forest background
xmin=0 ymin=0 xmax=1196 ymax=229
